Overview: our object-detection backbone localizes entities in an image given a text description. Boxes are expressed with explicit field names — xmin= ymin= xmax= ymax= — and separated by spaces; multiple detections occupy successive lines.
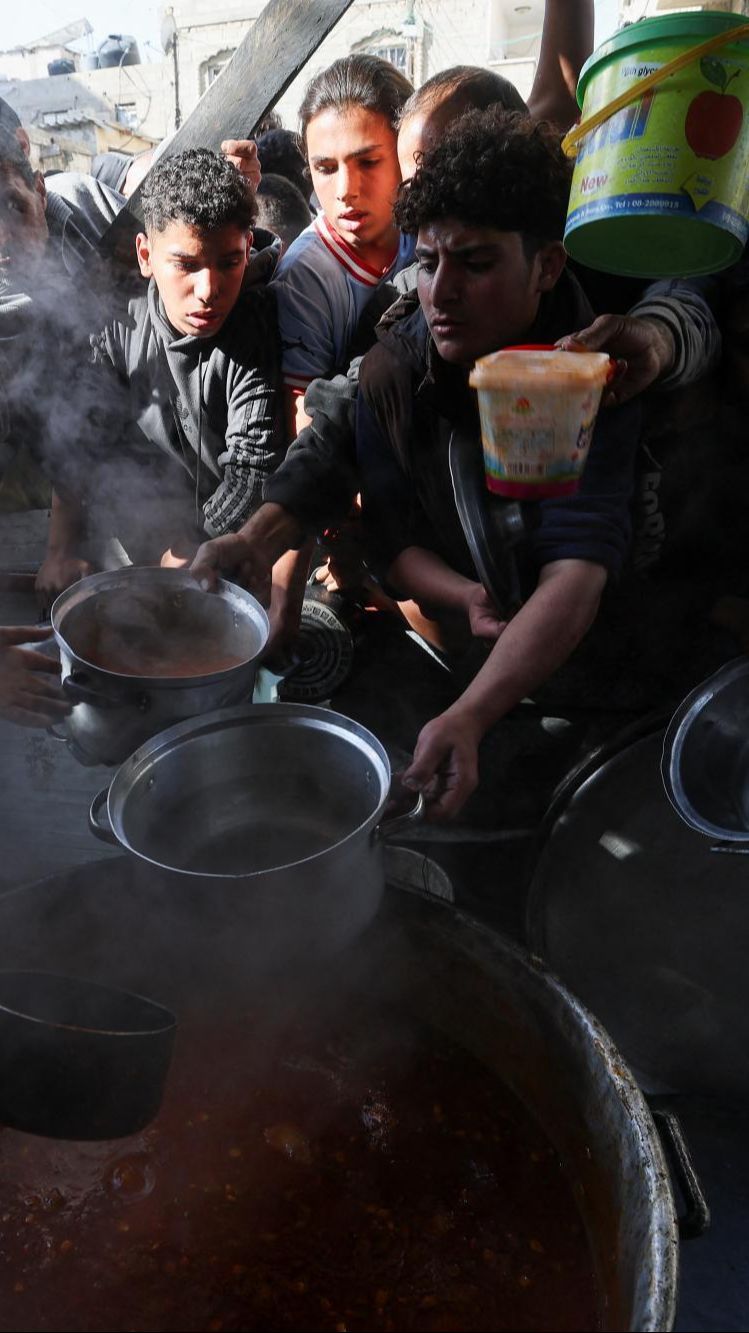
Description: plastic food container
xmin=565 ymin=11 xmax=749 ymax=277
xmin=469 ymin=346 xmax=611 ymax=499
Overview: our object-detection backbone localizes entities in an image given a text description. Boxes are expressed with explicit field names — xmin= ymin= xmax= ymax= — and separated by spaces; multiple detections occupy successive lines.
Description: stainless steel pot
xmin=89 ymin=702 xmax=424 ymax=955
xmin=52 ymin=567 xmax=269 ymax=766
xmin=0 ymin=856 xmax=681 ymax=1330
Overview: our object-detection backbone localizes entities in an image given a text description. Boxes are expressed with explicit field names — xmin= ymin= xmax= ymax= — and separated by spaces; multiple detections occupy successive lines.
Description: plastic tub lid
xmin=469 ymin=347 xmax=611 ymax=389
xmin=577 ymin=9 xmax=749 ymax=106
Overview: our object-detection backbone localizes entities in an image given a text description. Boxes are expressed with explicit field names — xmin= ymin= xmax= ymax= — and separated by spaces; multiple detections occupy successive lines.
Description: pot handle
xmin=64 ymin=671 xmax=150 ymax=713
xmin=375 ymin=776 xmax=426 ymax=842
xmin=650 ymin=1104 xmax=710 ymax=1239
xmin=89 ymin=787 xmax=118 ymax=845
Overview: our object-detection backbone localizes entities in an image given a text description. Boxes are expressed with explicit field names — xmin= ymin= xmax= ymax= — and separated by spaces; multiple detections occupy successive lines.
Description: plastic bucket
xmin=565 ymin=12 xmax=749 ymax=277
xmin=469 ymin=346 xmax=611 ymax=499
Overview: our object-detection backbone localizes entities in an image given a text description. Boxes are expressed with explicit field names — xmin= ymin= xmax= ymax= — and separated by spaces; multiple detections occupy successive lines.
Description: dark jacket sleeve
xmin=530 ymin=397 xmax=640 ymax=578
xmin=262 ymin=369 xmax=360 ymax=533
xmin=356 ymin=393 xmax=428 ymax=573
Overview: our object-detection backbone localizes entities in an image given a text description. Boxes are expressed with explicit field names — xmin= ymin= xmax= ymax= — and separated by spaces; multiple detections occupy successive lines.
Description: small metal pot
xmin=0 ymin=970 xmax=176 ymax=1140
xmin=89 ymin=703 xmax=424 ymax=956
xmin=52 ymin=568 xmax=269 ymax=767
xmin=662 ymin=657 xmax=749 ymax=844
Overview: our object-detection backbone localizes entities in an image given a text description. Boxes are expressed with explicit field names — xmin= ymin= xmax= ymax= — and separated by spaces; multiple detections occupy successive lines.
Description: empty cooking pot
xmin=52 ymin=567 xmax=269 ymax=766
xmin=0 ymin=971 xmax=176 ymax=1139
xmin=89 ymin=703 xmax=423 ymax=956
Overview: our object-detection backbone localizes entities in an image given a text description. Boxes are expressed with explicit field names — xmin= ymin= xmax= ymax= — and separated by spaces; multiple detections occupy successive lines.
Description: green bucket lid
xmin=577 ymin=9 xmax=749 ymax=107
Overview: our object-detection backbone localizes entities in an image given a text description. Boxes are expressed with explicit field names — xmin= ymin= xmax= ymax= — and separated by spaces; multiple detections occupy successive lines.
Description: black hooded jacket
xmin=356 ymin=269 xmax=641 ymax=598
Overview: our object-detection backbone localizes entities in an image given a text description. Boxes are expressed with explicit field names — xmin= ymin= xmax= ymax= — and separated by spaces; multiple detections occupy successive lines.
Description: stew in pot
xmin=0 ymin=1002 xmax=601 ymax=1332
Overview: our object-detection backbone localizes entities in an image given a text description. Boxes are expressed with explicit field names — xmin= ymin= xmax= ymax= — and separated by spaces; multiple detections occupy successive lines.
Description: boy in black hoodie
xmin=356 ymin=109 xmax=641 ymax=819
xmin=37 ymin=148 xmax=285 ymax=601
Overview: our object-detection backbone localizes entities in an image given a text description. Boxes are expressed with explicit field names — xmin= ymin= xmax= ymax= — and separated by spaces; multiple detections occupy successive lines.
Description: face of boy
xmin=0 ymin=166 xmax=48 ymax=274
xmin=306 ymin=106 xmax=401 ymax=257
xmin=415 ymin=221 xmax=566 ymax=366
xmin=136 ymin=221 xmax=251 ymax=337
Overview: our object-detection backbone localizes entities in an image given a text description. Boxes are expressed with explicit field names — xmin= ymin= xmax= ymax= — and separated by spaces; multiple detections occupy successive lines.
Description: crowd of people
xmin=0 ymin=0 xmax=743 ymax=819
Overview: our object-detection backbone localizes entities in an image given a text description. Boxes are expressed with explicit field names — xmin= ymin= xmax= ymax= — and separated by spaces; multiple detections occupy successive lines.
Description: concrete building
xmin=166 ymin=0 xmax=548 ymax=132
xmin=0 ymin=20 xmax=173 ymax=174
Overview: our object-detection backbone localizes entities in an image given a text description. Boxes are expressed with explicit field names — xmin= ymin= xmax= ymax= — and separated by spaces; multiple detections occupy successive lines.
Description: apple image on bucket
xmin=685 ymin=57 xmax=743 ymax=161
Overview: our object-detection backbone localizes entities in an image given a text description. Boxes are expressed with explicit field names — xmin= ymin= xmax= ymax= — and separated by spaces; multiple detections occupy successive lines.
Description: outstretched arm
xmin=527 ymin=0 xmax=594 ymax=129
xmin=404 ymin=558 xmax=607 ymax=819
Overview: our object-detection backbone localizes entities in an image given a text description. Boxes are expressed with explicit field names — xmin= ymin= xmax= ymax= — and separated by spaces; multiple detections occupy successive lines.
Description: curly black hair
xmin=394 ymin=108 xmax=572 ymax=250
xmin=141 ymin=147 xmax=256 ymax=234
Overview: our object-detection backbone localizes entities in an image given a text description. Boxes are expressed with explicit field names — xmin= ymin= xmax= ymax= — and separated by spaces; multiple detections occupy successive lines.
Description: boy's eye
xmin=465 ymin=260 xmax=493 ymax=273
xmin=417 ymin=258 xmax=436 ymax=274
xmin=359 ymin=159 xmax=379 ymax=169
xmin=315 ymin=163 xmax=336 ymax=176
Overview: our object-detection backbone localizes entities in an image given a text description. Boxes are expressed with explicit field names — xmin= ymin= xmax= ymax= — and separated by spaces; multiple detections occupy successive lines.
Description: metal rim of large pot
xmin=51 ymin=566 xmax=269 ymax=690
xmin=662 ymin=656 xmax=749 ymax=842
xmin=100 ymin=702 xmax=400 ymax=879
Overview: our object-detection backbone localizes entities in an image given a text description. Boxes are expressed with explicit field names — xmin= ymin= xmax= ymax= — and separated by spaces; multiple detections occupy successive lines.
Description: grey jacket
xmin=94 ymin=270 xmax=285 ymax=538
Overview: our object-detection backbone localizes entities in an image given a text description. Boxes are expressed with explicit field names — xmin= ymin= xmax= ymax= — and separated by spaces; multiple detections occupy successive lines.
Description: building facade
xmin=167 ymin=0 xmax=547 ymax=133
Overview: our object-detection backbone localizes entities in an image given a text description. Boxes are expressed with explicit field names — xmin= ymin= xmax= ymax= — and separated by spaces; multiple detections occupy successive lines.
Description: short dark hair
xmin=256 ymin=128 xmax=310 ymax=199
xmin=0 ymin=125 xmax=35 ymax=189
xmin=140 ymin=147 xmax=256 ymax=234
xmin=299 ymin=54 xmax=413 ymax=148
xmin=394 ymin=108 xmax=572 ymax=251
xmin=399 ymin=65 xmax=527 ymax=126
xmin=255 ymin=173 xmax=311 ymax=250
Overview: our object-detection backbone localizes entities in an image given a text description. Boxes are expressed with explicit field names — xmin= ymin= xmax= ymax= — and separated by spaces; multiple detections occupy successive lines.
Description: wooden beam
xmin=100 ymin=0 xmax=354 ymax=256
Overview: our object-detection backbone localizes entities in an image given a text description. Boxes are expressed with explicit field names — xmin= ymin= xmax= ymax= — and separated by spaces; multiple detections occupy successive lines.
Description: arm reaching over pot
xmin=0 ymin=627 xmax=70 ymax=729
xmin=190 ymin=502 xmax=305 ymax=603
xmin=556 ymin=280 xmax=720 ymax=405
xmin=402 ymin=560 xmax=606 ymax=820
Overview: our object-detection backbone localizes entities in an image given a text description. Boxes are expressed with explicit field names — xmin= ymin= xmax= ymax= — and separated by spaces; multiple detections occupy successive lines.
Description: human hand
xmin=402 ymin=707 xmax=484 ymax=821
xmin=464 ymin=583 xmax=507 ymax=641
xmin=556 ymin=313 xmax=676 ymax=405
xmin=263 ymin=580 xmax=306 ymax=664
xmin=221 ymin=140 xmax=261 ymax=192
xmin=190 ymin=532 xmax=272 ymax=603
xmin=0 ymin=626 xmax=70 ymax=728
xmin=35 ymin=554 xmax=92 ymax=611
xmin=160 ymin=547 xmax=191 ymax=569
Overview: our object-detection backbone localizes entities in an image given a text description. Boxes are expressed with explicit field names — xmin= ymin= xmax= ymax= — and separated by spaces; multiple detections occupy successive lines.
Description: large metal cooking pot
xmin=89 ymin=702 xmax=424 ymax=956
xmin=0 ymin=856 xmax=679 ymax=1331
xmin=528 ymin=719 xmax=749 ymax=1097
xmin=52 ymin=567 xmax=268 ymax=766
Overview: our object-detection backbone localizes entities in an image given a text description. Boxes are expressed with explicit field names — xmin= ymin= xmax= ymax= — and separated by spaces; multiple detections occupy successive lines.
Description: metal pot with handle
xmin=52 ymin=567 xmax=269 ymax=766
xmin=89 ymin=702 xmax=424 ymax=956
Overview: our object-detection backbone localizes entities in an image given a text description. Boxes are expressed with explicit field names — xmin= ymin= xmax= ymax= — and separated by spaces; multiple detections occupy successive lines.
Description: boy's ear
xmin=135 ymin=231 xmax=153 ymax=277
xmin=535 ymin=241 xmax=567 ymax=294
xmin=245 ymin=230 xmax=253 ymax=261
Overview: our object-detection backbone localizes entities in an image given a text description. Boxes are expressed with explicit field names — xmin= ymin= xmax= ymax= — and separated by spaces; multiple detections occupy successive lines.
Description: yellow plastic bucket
xmin=564 ymin=11 xmax=749 ymax=277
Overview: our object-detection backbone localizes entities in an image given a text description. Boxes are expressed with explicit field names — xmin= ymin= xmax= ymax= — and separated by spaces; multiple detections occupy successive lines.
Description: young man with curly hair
xmin=355 ymin=108 xmax=641 ymax=819
xmin=38 ymin=147 xmax=285 ymax=599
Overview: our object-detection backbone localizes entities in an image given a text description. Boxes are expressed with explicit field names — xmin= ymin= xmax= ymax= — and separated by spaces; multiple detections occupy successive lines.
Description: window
xmin=201 ymin=49 xmax=235 ymax=94
xmin=115 ymin=101 xmax=138 ymax=128
xmin=364 ymin=42 xmax=408 ymax=73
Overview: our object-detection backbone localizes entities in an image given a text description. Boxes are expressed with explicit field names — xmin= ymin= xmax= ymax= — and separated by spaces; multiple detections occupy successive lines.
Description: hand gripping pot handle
xmin=374 ymin=778 xmax=426 ymax=843
xmin=89 ymin=787 xmax=119 ymax=845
